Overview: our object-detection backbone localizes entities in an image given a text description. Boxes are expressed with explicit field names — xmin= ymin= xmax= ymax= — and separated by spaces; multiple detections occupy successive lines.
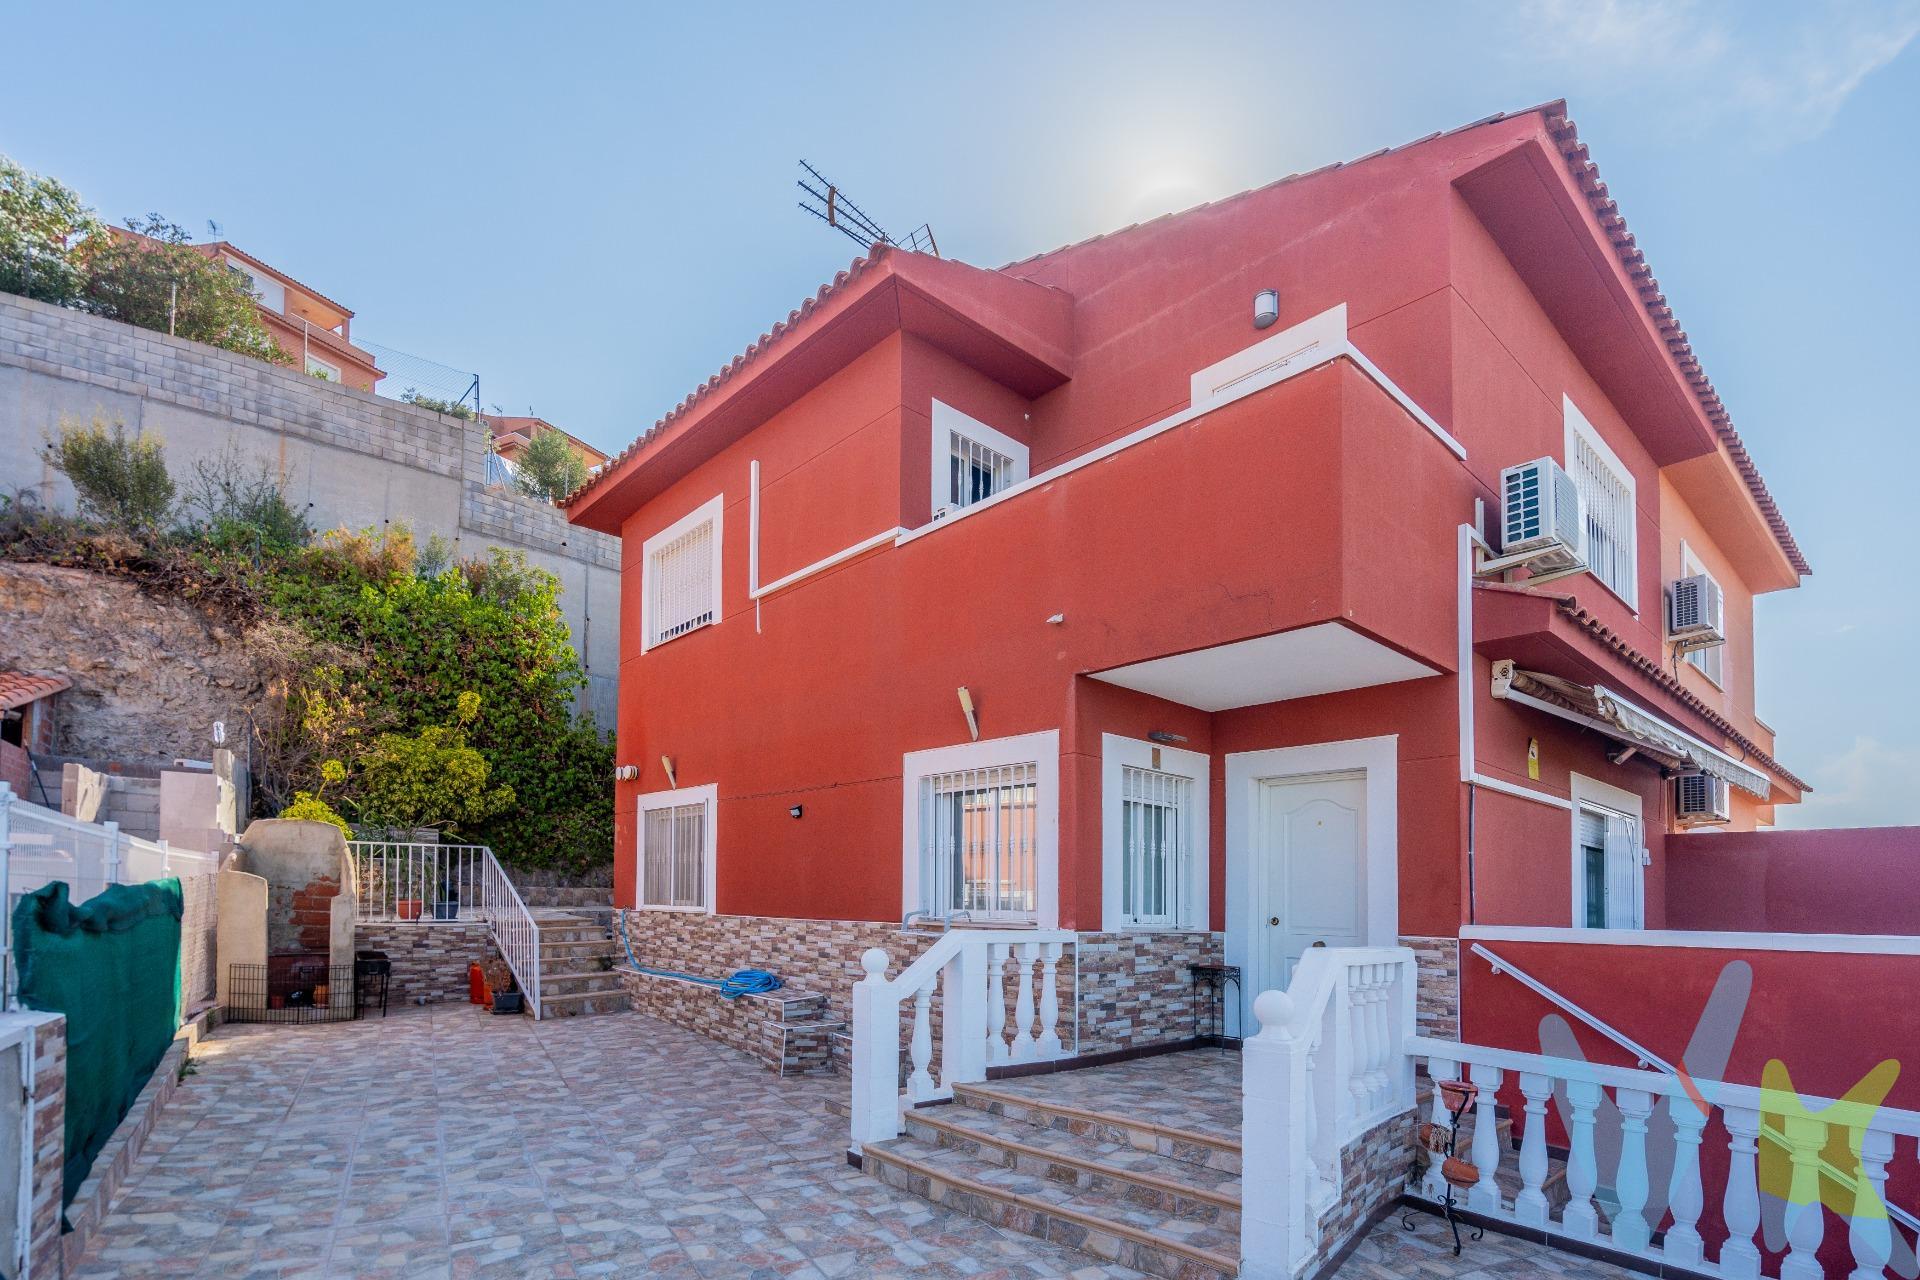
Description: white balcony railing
xmin=849 ymin=929 xmax=1076 ymax=1151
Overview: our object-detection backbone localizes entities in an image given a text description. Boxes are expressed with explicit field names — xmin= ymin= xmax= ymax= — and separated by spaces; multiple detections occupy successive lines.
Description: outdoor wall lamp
xmin=662 ymin=755 xmax=677 ymax=788
xmin=958 ymin=687 xmax=980 ymax=741
xmin=789 ymin=804 xmax=804 ymax=819
xmin=613 ymin=764 xmax=641 ymax=782
xmin=1253 ymin=288 xmax=1281 ymax=329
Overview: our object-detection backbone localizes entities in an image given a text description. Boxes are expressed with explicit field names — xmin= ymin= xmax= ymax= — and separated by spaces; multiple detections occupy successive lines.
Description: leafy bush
xmin=512 ymin=427 xmax=590 ymax=503
xmin=77 ymin=217 xmax=290 ymax=366
xmin=179 ymin=445 xmax=312 ymax=552
xmin=46 ymin=415 xmax=176 ymax=529
xmin=353 ymin=716 xmax=516 ymax=834
xmin=1 ymin=154 xmax=100 ymax=305
xmin=400 ymin=388 xmax=475 ymax=420
xmin=279 ymin=792 xmax=352 ymax=839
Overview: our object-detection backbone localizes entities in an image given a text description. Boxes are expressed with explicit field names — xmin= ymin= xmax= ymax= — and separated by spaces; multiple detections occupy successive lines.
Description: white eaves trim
xmin=896 ymin=303 xmax=1465 ymax=549
xmin=1462 ymin=924 xmax=1920 ymax=957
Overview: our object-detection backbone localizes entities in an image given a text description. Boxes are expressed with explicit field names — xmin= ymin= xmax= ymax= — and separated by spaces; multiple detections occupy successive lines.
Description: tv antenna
xmin=797 ymin=161 xmax=938 ymax=256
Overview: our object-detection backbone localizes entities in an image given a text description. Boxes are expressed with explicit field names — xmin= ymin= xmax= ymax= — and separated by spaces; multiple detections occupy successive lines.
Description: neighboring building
xmin=199 ymin=241 xmax=386 ymax=390
xmin=0 ymin=670 xmax=67 ymax=800
xmin=566 ymin=99 xmax=1817 ymax=1041
xmin=483 ymin=414 xmax=610 ymax=486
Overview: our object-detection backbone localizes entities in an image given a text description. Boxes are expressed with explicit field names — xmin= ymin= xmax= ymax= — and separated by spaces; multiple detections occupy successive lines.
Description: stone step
xmin=904 ymin=1105 xmax=1241 ymax=1231
xmin=538 ymin=988 xmax=630 ymax=1018
xmin=539 ymin=969 xmax=627 ymax=996
xmin=951 ymin=1082 xmax=1242 ymax=1177
xmin=532 ymin=924 xmax=610 ymax=945
xmin=864 ymin=1133 xmax=1238 ymax=1280
xmin=538 ymin=938 xmax=619 ymax=960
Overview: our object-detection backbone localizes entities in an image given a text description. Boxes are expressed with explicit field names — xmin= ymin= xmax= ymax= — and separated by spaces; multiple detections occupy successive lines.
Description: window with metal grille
xmin=643 ymin=495 xmax=722 ymax=650
xmin=1119 ymin=766 xmax=1191 ymax=927
xmin=948 ymin=430 xmax=1019 ymax=511
xmin=640 ymin=798 xmax=709 ymax=910
xmin=1566 ymin=406 xmax=1638 ymax=606
xmin=920 ymin=763 xmax=1038 ymax=920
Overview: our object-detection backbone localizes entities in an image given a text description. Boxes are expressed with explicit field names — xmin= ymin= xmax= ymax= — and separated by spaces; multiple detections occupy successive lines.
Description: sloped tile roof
xmin=0 ymin=671 xmax=71 ymax=713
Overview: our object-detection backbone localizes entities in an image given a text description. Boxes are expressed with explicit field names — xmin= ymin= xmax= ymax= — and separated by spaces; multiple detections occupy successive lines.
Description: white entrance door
xmin=1258 ymin=771 xmax=1367 ymax=988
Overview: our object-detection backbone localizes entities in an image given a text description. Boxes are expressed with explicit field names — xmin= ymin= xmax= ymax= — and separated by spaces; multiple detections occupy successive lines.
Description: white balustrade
xmin=346 ymin=840 xmax=489 ymax=922
xmin=848 ymin=929 xmax=1075 ymax=1152
xmin=1241 ymin=946 xmax=1418 ymax=1280
xmin=1402 ymin=1035 xmax=1920 ymax=1280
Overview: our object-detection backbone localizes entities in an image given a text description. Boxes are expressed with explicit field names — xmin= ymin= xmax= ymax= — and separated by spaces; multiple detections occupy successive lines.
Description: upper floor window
xmin=932 ymin=401 xmax=1027 ymax=519
xmin=1679 ymin=545 xmax=1725 ymax=688
xmin=305 ymin=354 xmax=340 ymax=382
xmin=642 ymin=494 xmax=723 ymax=651
xmin=1565 ymin=397 xmax=1638 ymax=609
xmin=225 ymin=255 xmax=284 ymax=313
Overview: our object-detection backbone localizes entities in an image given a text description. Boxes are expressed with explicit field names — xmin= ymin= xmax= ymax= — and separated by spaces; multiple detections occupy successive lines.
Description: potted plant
xmin=482 ymin=959 xmax=521 ymax=1014
xmin=432 ymin=874 xmax=459 ymax=921
xmin=396 ymin=897 xmax=424 ymax=921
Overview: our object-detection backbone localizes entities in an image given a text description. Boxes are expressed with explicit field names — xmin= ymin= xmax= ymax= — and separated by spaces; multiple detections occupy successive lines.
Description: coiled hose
xmin=616 ymin=909 xmax=784 ymax=999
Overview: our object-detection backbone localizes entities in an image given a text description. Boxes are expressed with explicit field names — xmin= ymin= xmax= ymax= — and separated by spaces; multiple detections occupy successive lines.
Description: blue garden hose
xmin=616 ymin=909 xmax=784 ymax=999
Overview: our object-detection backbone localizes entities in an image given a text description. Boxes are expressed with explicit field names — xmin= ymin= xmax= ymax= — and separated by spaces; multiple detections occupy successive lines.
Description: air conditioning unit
xmin=1675 ymin=773 xmax=1732 ymax=827
xmin=1669 ymin=574 xmax=1726 ymax=651
xmin=1498 ymin=458 xmax=1587 ymax=573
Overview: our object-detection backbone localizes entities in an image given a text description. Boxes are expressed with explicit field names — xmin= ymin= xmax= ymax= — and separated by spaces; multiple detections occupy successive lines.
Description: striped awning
xmin=1490 ymin=661 xmax=1771 ymax=800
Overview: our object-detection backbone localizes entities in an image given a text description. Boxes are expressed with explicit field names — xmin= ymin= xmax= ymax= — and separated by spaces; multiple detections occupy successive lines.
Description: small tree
xmin=0 ymin=154 xmax=100 ymax=305
xmin=352 ymin=693 xmax=515 ymax=834
xmin=46 ymin=415 xmax=175 ymax=529
xmin=512 ymin=427 xmax=590 ymax=503
xmin=76 ymin=217 xmax=291 ymax=366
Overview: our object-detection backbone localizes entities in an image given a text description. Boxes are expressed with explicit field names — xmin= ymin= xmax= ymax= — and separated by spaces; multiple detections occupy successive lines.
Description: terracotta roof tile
xmin=0 ymin=671 xmax=71 ymax=713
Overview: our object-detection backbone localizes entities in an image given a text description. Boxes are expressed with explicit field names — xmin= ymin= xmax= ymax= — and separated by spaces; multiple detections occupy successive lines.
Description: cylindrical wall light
xmin=613 ymin=764 xmax=641 ymax=782
xmin=1253 ymin=289 xmax=1280 ymax=329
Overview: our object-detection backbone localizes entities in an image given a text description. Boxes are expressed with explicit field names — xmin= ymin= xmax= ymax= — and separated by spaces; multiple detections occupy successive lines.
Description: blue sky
xmin=6 ymin=2 xmax=1917 ymax=827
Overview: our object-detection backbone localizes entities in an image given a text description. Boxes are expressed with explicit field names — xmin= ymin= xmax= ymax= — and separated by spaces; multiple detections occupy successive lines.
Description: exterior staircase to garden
xmin=526 ymin=907 xmax=628 ymax=1018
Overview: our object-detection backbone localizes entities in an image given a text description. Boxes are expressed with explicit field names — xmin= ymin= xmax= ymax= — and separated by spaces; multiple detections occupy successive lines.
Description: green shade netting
xmin=12 ymin=877 xmax=182 ymax=1208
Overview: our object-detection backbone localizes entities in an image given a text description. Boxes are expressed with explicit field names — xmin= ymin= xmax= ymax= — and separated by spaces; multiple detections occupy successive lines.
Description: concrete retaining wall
xmin=0 ymin=293 xmax=620 ymax=724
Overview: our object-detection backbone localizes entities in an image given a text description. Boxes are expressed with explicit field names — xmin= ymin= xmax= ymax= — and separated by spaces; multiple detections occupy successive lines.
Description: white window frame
xmin=226 ymin=255 xmax=285 ymax=312
xmin=1101 ymin=734 xmax=1210 ymax=932
xmin=930 ymin=400 xmax=1028 ymax=519
xmin=1564 ymin=395 xmax=1639 ymax=611
xmin=304 ymin=354 xmax=341 ymax=382
xmin=1678 ymin=542 xmax=1725 ymax=689
xmin=635 ymin=783 xmax=717 ymax=913
xmin=640 ymin=493 xmax=724 ymax=653
xmin=901 ymin=729 xmax=1058 ymax=928
xmin=1569 ymin=772 xmax=1644 ymax=931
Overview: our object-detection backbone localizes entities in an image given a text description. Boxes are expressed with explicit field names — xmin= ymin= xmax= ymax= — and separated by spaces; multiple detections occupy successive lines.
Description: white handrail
xmin=1471 ymin=941 xmax=1676 ymax=1074
xmin=476 ymin=848 xmax=541 ymax=1019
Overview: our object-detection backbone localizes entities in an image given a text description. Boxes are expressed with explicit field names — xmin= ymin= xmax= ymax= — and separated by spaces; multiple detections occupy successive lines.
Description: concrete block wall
xmin=0 ymin=294 xmax=620 ymax=724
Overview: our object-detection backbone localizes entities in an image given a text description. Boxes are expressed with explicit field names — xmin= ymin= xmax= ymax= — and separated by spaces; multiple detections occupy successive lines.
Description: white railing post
xmin=1241 ymin=989 xmax=1311 ymax=1280
xmin=1010 ymin=942 xmax=1039 ymax=1061
xmin=1665 ymin=1094 xmax=1709 ymax=1267
xmin=906 ymin=983 xmax=936 ymax=1102
xmin=1037 ymin=941 xmax=1063 ymax=1059
xmin=1850 ymin=1126 xmax=1894 ymax=1280
xmin=103 ymin=819 xmax=121 ymax=888
xmin=1514 ymin=1072 xmax=1552 ymax=1226
xmin=1563 ymin=1079 xmax=1602 ymax=1239
xmin=1720 ymin=1105 xmax=1765 ymax=1280
xmin=940 ymin=944 xmax=986 ymax=1091
xmin=1467 ymin=1062 xmax=1503 ymax=1213
xmin=1421 ymin=1051 xmax=1458 ymax=1202
xmin=850 ymin=947 xmax=900 ymax=1150
xmin=985 ymin=942 xmax=1009 ymax=1065
xmin=1779 ymin=1114 xmax=1828 ymax=1280
xmin=1612 ymin=1087 xmax=1654 ymax=1252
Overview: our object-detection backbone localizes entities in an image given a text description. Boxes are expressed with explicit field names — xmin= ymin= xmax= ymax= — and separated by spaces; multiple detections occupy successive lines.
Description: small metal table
xmin=1188 ymin=963 xmax=1242 ymax=1044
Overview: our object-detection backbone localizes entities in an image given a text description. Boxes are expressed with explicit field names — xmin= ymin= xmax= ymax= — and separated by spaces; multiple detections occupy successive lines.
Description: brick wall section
xmin=1309 ymin=1107 xmax=1419 ymax=1273
xmin=617 ymin=969 xmax=837 ymax=1075
xmin=179 ymin=872 xmax=218 ymax=1010
xmin=1400 ymin=935 xmax=1460 ymax=1041
xmin=618 ymin=910 xmax=1220 ymax=1062
xmin=276 ymin=872 xmax=341 ymax=955
xmin=356 ymin=922 xmax=500 ymax=1005
xmin=28 ymin=1016 xmax=64 ymax=1280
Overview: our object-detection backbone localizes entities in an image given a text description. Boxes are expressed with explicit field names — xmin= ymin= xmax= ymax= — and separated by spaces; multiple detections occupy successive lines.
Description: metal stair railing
xmin=476 ymin=848 xmax=541 ymax=1019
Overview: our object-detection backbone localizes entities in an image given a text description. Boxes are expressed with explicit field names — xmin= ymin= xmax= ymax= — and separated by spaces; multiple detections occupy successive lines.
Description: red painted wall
xmin=1666 ymin=828 xmax=1920 ymax=935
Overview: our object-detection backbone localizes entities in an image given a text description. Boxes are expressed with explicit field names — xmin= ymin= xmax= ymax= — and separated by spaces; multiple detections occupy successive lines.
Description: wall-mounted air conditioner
xmin=1497 ymin=457 xmax=1587 ymax=574
xmin=1668 ymin=574 xmax=1726 ymax=651
xmin=1675 ymin=773 xmax=1732 ymax=827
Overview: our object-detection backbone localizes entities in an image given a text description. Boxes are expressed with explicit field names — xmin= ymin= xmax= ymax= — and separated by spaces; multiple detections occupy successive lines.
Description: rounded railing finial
xmin=860 ymin=947 xmax=891 ymax=977
xmin=1253 ymin=989 xmax=1295 ymax=1036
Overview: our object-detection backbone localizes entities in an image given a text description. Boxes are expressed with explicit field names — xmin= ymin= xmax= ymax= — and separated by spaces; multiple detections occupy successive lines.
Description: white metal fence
xmin=346 ymin=839 xmax=542 ymax=1018
xmin=0 ymin=782 xmax=220 ymax=1005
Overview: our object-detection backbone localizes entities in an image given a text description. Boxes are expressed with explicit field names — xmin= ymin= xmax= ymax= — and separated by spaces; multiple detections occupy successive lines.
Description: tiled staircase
xmin=530 ymin=909 xmax=629 ymax=1018
xmin=862 ymin=1081 xmax=1243 ymax=1280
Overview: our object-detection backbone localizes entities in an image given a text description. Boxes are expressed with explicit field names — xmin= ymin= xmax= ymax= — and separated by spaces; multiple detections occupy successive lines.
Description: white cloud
xmin=1510 ymin=0 xmax=1920 ymax=146
xmin=1774 ymin=736 xmax=1920 ymax=828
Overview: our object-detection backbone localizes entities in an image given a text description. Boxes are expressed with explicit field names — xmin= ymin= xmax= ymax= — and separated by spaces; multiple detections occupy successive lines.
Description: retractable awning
xmin=1490 ymin=660 xmax=1771 ymax=800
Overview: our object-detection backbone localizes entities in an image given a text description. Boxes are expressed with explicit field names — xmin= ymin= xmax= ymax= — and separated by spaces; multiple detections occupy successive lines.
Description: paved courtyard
xmin=73 ymin=1004 xmax=1636 ymax=1279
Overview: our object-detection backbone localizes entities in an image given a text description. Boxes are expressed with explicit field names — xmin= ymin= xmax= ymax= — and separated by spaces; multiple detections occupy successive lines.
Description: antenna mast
xmin=796 ymin=161 xmax=938 ymax=256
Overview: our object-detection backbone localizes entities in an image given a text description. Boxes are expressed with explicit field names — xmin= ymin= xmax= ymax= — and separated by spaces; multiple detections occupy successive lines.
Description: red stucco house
xmin=561 ymin=101 xmax=1849 ymax=1069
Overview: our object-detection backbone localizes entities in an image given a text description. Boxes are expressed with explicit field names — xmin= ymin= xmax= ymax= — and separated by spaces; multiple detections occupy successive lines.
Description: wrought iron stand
xmin=1405 ymin=1078 xmax=1485 ymax=1256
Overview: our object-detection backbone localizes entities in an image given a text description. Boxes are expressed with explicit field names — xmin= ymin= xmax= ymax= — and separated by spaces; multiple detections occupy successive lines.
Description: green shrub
xmin=512 ymin=427 xmax=590 ymax=503
xmin=0 ymin=154 xmax=100 ymax=305
xmin=76 ymin=216 xmax=290 ymax=366
xmin=400 ymin=388 xmax=475 ymax=420
xmin=279 ymin=791 xmax=352 ymax=839
xmin=46 ymin=415 xmax=175 ymax=529
xmin=179 ymin=445 xmax=312 ymax=551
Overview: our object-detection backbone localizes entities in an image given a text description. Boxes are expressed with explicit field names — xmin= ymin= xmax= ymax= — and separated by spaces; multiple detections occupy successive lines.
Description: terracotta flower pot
xmin=396 ymin=899 xmax=423 ymax=921
xmin=1418 ymin=1122 xmax=1450 ymax=1153
xmin=1442 ymin=1156 xmax=1480 ymax=1189
xmin=1437 ymin=1080 xmax=1478 ymax=1114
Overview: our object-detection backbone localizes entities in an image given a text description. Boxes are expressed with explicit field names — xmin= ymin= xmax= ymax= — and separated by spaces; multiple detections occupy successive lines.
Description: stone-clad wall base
xmin=1308 ymin=1107 xmax=1419 ymax=1274
xmin=619 ymin=910 xmax=1217 ymax=1067
xmin=1400 ymin=935 xmax=1460 ymax=1042
xmin=618 ymin=968 xmax=837 ymax=1075
xmin=356 ymin=922 xmax=500 ymax=1005
xmin=28 ymin=1016 xmax=65 ymax=1280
